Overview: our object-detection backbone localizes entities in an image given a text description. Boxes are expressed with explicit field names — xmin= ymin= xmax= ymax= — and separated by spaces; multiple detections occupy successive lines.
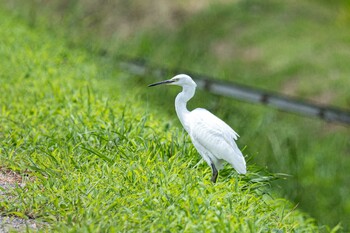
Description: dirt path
xmin=0 ymin=170 xmax=42 ymax=232
xmin=0 ymin=215 xmax=39 ymax=233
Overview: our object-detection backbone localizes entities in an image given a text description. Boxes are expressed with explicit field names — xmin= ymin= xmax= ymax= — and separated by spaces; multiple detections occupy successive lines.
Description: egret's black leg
xmin=210 ymin=163 xmax=218 ymax=183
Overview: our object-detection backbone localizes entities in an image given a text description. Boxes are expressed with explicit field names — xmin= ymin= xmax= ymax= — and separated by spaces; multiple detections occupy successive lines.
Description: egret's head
xmin=148 ymin=74 xmax=197 ymax=88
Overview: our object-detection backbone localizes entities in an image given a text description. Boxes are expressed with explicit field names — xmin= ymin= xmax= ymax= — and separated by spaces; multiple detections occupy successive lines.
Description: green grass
xmin=117 ymin=2 xmax=350 ymax=230
xmin=126 ymin=0 xmax=350 ymax=107
xmin=108 ymin=1 xmax=350 ymax=229
xmin=0 ymin=8 xmax=332 ymax=232
xmin=1 ymin=0 xmax=350 ymax=231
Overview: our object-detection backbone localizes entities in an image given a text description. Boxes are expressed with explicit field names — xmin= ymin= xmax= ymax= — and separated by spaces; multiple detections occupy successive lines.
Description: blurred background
xmin=2 ymin=0 xmax=350 ymax=230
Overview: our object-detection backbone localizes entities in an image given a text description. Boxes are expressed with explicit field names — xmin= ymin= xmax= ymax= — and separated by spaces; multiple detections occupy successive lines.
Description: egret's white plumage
xmin=148 ymin=74 xmax=246 ymax=182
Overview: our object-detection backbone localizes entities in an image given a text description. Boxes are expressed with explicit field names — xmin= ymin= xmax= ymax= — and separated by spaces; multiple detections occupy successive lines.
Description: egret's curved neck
xmin=175 ymin=85 xmax=195 ymax=131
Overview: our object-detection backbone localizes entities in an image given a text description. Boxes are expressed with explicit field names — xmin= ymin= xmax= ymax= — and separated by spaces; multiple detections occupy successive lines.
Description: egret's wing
xmin=190 ymin=108 xmax=239 ymax=141
xmin=189 ymin=108 xmax=246 ymax=174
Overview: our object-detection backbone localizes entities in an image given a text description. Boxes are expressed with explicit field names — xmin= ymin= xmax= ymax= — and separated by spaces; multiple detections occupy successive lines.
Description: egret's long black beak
xmin=148 ymin=79 xmax=174 ymax=87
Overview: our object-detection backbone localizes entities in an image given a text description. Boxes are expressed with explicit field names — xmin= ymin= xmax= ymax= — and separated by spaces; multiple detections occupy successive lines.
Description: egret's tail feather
xmin=231 ymin=156 xmax=247 ymax=174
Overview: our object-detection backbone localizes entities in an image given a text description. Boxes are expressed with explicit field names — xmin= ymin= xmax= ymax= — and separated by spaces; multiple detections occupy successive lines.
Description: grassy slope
xmin=0 ymin=8 xmax=328 ymax=232
xmin=118 ymin=0 xmax=350 ymax=108
xmin=113 ymin=1 xmax=350 ymax=229
xmin=116 ymin=1 xmax=350 ymax=229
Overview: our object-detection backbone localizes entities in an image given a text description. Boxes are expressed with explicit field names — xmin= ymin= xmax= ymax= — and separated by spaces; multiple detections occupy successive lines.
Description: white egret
xmin=148 ymin=74 xmax=246 ymax=183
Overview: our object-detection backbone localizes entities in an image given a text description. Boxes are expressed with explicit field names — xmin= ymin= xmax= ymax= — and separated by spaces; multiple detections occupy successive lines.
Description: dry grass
xmin=0 ymin=168 xmax=22 ymax=186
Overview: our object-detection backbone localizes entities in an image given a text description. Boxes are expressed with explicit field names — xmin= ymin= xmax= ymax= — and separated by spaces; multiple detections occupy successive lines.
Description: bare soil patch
xmin=0 ymin=168 xmax=43 ymax=233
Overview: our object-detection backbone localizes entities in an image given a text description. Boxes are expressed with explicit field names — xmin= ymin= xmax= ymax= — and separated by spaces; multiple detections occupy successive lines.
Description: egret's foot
xmin=211 ymin=163 xmax=218 ymax=183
